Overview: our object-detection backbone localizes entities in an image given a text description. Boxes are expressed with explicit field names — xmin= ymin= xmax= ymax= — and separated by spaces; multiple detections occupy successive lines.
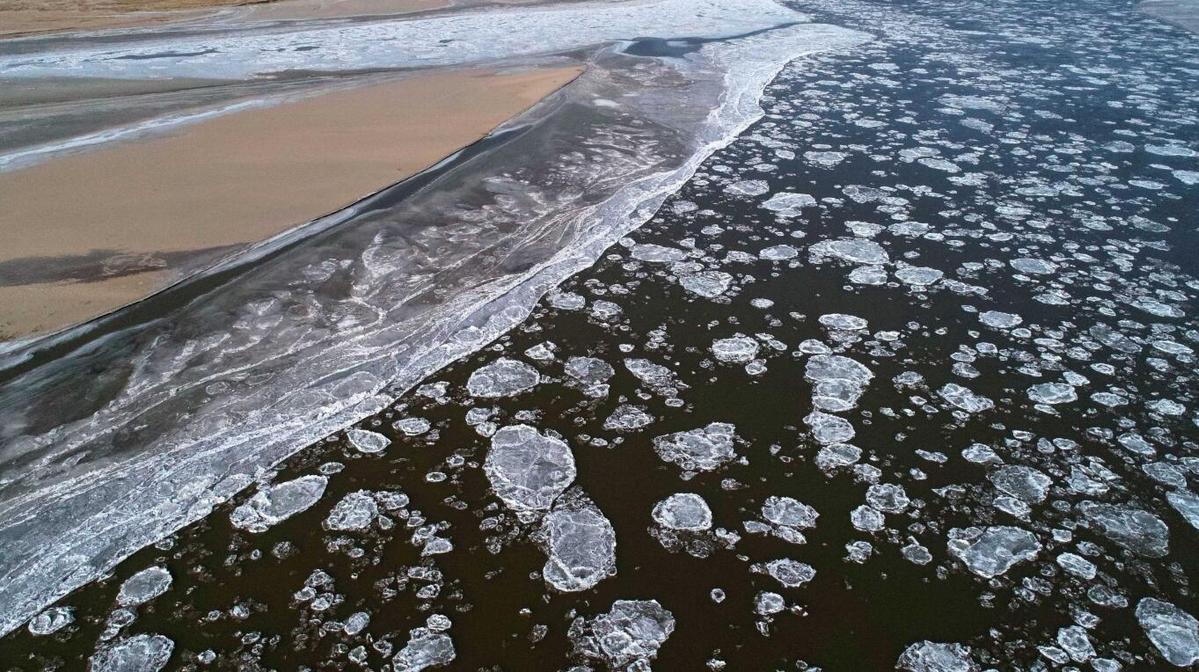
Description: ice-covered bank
xmin=0 ymin=0 xmax=868 ymax=636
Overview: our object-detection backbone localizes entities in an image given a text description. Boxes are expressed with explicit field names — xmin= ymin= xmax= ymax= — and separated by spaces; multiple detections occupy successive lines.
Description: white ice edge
xmin=0 ymin=23 xmax=870 ymax=636
xmin=0 ymin=0 xmax=804 ymax=80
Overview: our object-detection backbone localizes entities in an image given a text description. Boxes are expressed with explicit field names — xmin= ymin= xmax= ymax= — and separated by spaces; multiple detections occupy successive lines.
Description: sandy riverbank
xmin=0 ymin=65 xmax=582 ymax=340
xmin=0 ymin=0 xmax=450 ymax=37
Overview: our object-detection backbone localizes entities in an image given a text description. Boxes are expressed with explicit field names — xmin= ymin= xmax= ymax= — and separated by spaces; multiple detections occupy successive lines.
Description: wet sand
xmin=0 ymin=0 xmax=448 ymax=37
xmin=0 ymin=66 xmax=582 ymax=341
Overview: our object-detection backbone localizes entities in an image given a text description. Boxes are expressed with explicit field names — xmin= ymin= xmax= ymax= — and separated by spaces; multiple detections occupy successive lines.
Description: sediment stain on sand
xmin=0 ymin=65 xmax=583 ymax=340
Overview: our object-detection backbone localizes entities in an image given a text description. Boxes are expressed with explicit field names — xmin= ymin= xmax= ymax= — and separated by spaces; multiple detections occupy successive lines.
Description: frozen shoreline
xmin=0 ymin=4 xmax=869 ymax=637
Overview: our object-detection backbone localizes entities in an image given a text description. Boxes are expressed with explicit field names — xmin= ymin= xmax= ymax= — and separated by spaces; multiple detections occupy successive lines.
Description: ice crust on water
xmin=324 ymin=491 xmax=379 ymax=531
xmin=89 ymin=633 xmax=174 ymax=672
xmin=896 ymin=641 xmax=977 ymax=672
xmin=804 ymin=411 xmax=856 ymax=444
xmin=1027 ymin=382 xmax=1077 ymax=405
xmin=569 ymin=599 xmax=675 ymax=670
xmin=540 ymin=492 xmax=617 ymax=592
xmin=230 ymin=475 xmax=328 ymax=533
xmin=652 ymin=493 xmax=713 ymax=531
xmin=346 ymin=428 xmax=390 ymax=454
xmin=466 ymin=358 xmax=540 ymax=398
xmin=631 ymin=243 xmax=688 ymax=263
xmin=653 ymin=423 xmax=738 ymax=472
xmin=565 ymin=357 xmax=615 ymax=385
xmin=116 ymin=566 xmax=172 ymax=607
xmin=484 ymin=425 xmax=575 ymax=513
xmin=1136 ymin=598 xmax=1199 ymax=667
xmin=725 ymin=179 xmax=770 ymax=196
xmin=947 ymin=526 xmax=1041 ymax=578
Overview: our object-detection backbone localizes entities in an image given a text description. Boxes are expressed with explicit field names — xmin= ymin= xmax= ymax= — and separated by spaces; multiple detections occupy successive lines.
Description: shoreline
xmin=0 ymin=65 xmax=584 ymax=341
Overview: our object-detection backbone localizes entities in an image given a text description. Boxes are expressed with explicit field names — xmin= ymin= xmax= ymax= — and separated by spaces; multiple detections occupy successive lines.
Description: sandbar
xmin=0 ymin=65 xmax=582 ymax=340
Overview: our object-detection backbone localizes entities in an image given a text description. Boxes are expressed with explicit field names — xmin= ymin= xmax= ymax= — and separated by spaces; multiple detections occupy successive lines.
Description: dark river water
xmin=2 ymin=0 xmax=1197 ymax=669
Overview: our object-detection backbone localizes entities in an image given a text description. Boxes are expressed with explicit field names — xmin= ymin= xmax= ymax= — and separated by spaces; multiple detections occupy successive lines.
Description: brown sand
xmin=0 ymin=0 xmax=448 ymax=37
xmin=0 ymin=66 xmax=582 ymax=340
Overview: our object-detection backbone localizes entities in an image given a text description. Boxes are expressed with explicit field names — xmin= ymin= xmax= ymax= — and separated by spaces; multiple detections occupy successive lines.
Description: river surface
xmin=1 ymin=0 xmax=1198 ymax=669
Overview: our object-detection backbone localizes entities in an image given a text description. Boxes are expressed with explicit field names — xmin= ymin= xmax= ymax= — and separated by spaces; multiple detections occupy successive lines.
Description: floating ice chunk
xmin=653 ymin=493 xmax=713 ymax=531
xmin=1056 ymin=552 xmax=1097 ymax=579
xmin=1057 ymin=625 xmax=1095 ymax=662
xmin=625 ymin=358 xmax=678 ymax=389
xmin=804 ymin=411 xmax=855 ymax=444
xmin=89 ymin=634 xmax=174 ymax=672
xmin=962 ymin=444 xmax=1001 ymax=465
xmin=117 ymin=566 xmax=172 ymax=608
xmin=805 ymin=151 xmax=847 ymax=167
xmin=395 ymin=418 xmax=431 ymax=437
xmin=549 ymin=291 xmax=585 ymax=311
xmin=565 ymin=356 xmax=615 ymax=385
xmin=591 ymin=300 xmax=622 ymax=321
xmin=901 ymin=541 xmax=932 ymax=565
xmin=815 ymin=443 xmax=862 ymax=472
xmin=759 ymin=244 xmax=799 ymax=261
xmin=631 ymin=243 xmax=688 ymax=263
xmin=806 ymin=354 xmax=873 ymax=386
xmin=231 ymin=475 xmax=328 ymax=533
xmin=765 ymin=559 xmax=815 ymax=588
xmin=394 ymin=627 xmax=455 ymax=672
xmin=988 ymin=466 xmax=1051 ymax=503
xmin=851 ymin=505 xmax=884 ymax=532
xmin=1167 ymin=490 xmax=1199 ymax=531
xmin=818 ymin=313 xmax=868 ymax=331
xmin=324 ymin=491 xmax=379 ymax=531
xmin=603 ymin=404 xmax=654 ymax=432
xmin=938 ymin=383 xmax=994 ymax=413
xmin=541 ymin=492 xmax=616 ymax=592
xmin=896 ymin=641 xmax=976 ymax=672
xmin=1009 ymin=258 xmax=1057 ymax=275
xmin=849 ymin=265 xmax=887 ymax=284
xmin=1131 ymin=297 xmax=1184 ymax=319
xmin=726 ymin=179 xmax=769 ymax=197
xmin=755 ymin=591 xmax=786 ymax=615
xmin=809 ymin=239 xmax=889 ymax=265
xmin=466 ymin=358 xmax=540 ymax=398
xmin=570 ymin=600 xmax=675 ymax=669
xmin=947 ymin=526 xmax=1041 ymax=578
xmin=346 ymin=428 xmax=390 ymax=454
xmin=761 ymin=192 xmax=816 ymax=218
xmin=525 ymin=342 xmax=556 ymax=362
xmin=1137 ymin=598 xmax=1199 ymax=667
xmin=866 ymin=483 xmax=910 ymax=513
xmin=895 ymin=265 xmax=944 ymax=287
xmin=679 ymin=270 xmax=733 ymax=298
xmin=484 ymin=425 xmax=575 ymax=513
xmin=1027 ymin=382 xmax=1077 ymax=405
xmin=762 ymin=496 xmax=818 ymax=529
xmin=1145 ymin=144 xmax=1198 ymax=157
xmin=978 ymin=311 xmax=1022 ymax=329
xmin=711 ymin=335 xmax=760 ymax=363
xmin=653 ymin=423 xmax=738 ymax=471
xmin=1080 ymin=503 xmax=1169 ymax=558
xmin=27 ymin=607 xmax=73 ymax=636
xmin=344 ymin=611 xmax=371 ymax=636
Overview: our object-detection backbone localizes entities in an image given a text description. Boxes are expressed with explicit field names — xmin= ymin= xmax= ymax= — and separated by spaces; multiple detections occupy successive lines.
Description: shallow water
xmin=2 ymin=0 xmax=1198 ymax=668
